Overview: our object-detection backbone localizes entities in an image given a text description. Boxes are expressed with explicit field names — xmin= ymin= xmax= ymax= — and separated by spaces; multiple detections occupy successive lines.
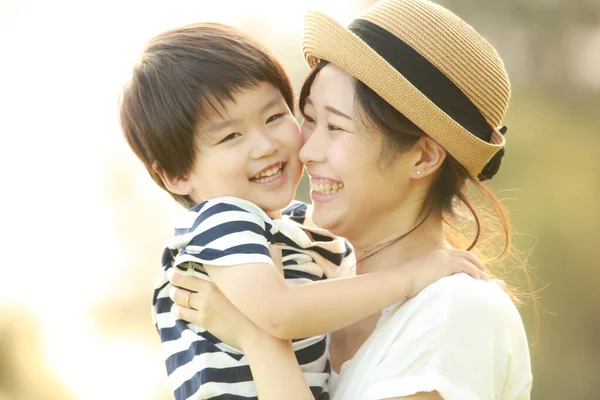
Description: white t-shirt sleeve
xmin=363 ymin=275 xmax=532 ymax=400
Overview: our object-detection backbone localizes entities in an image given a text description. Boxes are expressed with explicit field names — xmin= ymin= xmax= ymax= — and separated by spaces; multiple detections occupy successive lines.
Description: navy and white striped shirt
xmin=152 ymin=197 xmax=353 ymax=400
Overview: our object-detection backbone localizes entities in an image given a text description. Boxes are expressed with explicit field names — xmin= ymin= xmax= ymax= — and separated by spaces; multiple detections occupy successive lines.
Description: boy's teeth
xmin=256 ymin=164 xmax=282 ymax=178
xmin=310 ymin=181 xmax=343 ymax=195
xmin=252 ymin=164 xmax=284 ymax=183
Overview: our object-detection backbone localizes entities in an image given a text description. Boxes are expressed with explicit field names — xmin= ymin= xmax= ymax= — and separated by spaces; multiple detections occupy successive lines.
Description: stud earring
xmin=416 ymin=170 xmax=422 ymax=175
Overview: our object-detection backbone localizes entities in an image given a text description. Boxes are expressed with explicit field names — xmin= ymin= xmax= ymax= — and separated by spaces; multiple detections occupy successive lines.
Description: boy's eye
xmin=219 ymin=132 xmax=241 ymax=143
xmin=266 ymin=113 xmax=284 ymax=124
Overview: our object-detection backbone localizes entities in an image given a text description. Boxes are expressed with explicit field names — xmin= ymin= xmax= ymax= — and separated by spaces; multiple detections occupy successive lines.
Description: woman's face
xmin=300 ymin=64 xmax=414 ymax=244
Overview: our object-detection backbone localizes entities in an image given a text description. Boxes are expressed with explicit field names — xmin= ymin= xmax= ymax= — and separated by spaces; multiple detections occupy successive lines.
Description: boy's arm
xmin=205 ymin=249 xmax=487 ymax=339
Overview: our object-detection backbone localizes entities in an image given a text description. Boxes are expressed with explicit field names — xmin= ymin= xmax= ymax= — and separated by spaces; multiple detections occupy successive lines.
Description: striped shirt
xmin=152 ymin=197 xmax=354 ymax=400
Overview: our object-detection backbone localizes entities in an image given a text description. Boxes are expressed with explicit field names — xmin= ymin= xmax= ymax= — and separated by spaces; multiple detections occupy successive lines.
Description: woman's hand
xmin=168 ymin=269 xmax=259 ymax=351
xmin=406 ymin=249 xmax=490 ymax=298
xmin=168 ymin=244 xmax=285 ymax=349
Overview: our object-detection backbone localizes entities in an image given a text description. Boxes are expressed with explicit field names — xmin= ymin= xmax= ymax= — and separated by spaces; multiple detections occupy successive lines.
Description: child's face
xmin=185 ymin=82 xmax=303 ymax=214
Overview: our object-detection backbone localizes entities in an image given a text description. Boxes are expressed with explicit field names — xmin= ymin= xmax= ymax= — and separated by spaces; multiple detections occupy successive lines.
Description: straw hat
xmin=303 ymin=0 xmax=510 ymax=176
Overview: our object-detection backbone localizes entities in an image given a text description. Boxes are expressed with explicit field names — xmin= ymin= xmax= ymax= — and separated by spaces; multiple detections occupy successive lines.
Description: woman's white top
xmin=330 ymin=274 xmax=532 ymax=400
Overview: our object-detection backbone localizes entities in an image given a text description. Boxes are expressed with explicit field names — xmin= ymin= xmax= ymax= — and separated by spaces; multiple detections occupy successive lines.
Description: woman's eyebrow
xmin=304 ymin=98 xmax=352 ymax=120
xmin=325 ymin=106 xmax=352 ymax=120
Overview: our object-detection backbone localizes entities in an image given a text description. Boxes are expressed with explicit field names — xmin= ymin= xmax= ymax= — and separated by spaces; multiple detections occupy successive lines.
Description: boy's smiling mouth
xmin=251 ymin=162 xmax=285 ymax=184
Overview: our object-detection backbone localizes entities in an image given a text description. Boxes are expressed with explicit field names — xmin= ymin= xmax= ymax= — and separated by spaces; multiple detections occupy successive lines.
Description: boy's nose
xmin=250 ymin=130 xmax=278 ymax=159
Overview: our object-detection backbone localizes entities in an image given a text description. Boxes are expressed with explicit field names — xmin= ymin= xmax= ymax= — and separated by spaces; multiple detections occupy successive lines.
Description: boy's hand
xmin=406 ymin=249 xmax=490 ymax=298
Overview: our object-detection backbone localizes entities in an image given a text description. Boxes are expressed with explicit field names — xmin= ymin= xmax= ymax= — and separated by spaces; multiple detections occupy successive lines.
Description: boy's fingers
xmin=460 ymin=260 xmax=490 ymax=281
xmin=451 ymin=250 xmax=486 ymax=272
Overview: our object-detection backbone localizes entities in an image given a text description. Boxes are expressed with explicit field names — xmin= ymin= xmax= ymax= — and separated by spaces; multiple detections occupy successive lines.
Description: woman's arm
xmin=203 ymin=249 xmax=488 ymax=339
xmin=169 ymin=275 xmax=314 ymax=400
xmin=168 ymin=276 xmax=445 ymax=400
xmin=242 ymin=330 xmax=314 ymax=400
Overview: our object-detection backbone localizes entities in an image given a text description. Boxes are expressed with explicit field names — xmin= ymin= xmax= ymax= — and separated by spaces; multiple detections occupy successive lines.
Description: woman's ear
xmin=409 ymin=137 xmax=447 ymax=179
xmin=153 ymin=162 xmax=193 ymax=195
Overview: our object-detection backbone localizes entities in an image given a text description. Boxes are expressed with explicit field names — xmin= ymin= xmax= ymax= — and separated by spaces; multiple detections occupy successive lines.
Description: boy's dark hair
xmin=119 ymin=22 xmax=295 ymax=207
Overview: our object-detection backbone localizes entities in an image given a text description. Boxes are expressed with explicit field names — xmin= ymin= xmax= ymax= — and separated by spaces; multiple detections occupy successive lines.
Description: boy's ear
xmin=410 ymin=137 xmax=447 ymax=179
xmin=153 ymin=162 xmax=193 ymax=195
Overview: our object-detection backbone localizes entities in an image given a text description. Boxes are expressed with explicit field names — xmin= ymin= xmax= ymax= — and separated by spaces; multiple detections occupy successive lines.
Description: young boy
xmin=119 ymin=22 xmax=486 ymax=400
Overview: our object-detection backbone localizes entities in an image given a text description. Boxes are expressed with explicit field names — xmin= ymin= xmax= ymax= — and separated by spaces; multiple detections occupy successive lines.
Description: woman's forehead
xmin=309 ymin=64 xmax=355 ymax=110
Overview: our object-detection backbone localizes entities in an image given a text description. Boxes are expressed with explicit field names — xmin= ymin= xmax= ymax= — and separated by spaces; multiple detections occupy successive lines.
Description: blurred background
xmin=1 ymin=0 xmax=598 ymax=399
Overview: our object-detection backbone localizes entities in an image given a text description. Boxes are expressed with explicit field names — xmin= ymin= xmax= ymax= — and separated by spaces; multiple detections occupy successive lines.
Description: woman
xmin=168 ymin=0 xmax=533 ymax=398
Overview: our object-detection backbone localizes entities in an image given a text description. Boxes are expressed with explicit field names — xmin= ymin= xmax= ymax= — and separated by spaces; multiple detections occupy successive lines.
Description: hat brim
xmin=303 ymin=10 xmax=505 ymax=176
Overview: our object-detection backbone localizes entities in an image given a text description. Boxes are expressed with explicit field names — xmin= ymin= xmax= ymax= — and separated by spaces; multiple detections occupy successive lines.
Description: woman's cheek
xmin=300 ymin=122 xmax=313 ymax=145
xmin=329 ymin=139 xmax=356 ymax=177
xmin=290 ymin=122 xmax=303 ymax=151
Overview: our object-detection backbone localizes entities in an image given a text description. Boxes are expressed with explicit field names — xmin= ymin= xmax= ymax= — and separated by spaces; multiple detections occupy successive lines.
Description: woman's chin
xmin=311 ymin=206 xmax=345 ymax=236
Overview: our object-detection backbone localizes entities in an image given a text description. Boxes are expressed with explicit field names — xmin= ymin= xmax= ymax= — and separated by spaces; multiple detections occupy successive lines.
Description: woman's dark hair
xmin=300 ymin=61 xmax=535 ymax=309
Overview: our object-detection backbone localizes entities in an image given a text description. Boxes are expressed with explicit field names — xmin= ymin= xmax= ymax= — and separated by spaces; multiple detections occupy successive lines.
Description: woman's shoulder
xmin=392 ymin=274 xmax=525 ymax=332
xmin=427 ymin=273 xmax=514 ymax=307
xmin=367 ymin=277 xmax=531 ymax=400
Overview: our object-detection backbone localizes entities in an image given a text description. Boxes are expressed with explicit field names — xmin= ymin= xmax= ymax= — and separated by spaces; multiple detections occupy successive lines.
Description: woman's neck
xmin=352 ymin=213 xmax=450 ymax=275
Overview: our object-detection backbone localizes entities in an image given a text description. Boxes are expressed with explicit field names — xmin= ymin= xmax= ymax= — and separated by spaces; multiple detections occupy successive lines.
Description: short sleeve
xmin=363 ymin=275 xmax=532 ymax=400
xmin=169 ymin=197 xmax=275 ymax=272
xmin=282 ymin=201 xmax=355 ymax=277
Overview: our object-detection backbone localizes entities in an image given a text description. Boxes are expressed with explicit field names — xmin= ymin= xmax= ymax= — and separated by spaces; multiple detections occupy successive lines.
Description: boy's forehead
xmin=196 ymin=96 xmax=235 ymax=132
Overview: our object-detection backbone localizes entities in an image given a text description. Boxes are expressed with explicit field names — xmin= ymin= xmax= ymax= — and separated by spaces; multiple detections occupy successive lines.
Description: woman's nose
xmin=299 ymin=123 xmax=326 ymax=164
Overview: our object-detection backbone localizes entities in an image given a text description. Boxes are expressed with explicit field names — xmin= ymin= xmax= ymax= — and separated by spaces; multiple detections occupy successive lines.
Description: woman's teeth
xmin=253 ymin=164 xmax=283 ymax=183
xmin=310 ymin=181 xmax=344 ymax=195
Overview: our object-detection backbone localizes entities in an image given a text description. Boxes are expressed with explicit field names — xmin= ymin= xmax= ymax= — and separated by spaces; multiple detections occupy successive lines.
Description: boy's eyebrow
xmin=206 ymin=96 xmax=284 ymax=133
xmin=260 ymin=96 xmax=284 ymax=113
xmin=207 ymin=118 xmax=240 ymax=133
xmin=304 ymin=99 xmax=352 ymax=120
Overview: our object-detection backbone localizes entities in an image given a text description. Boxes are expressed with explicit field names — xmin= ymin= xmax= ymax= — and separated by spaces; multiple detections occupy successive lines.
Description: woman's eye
xmin=328 ymin=124 xmax=342 ymax=131
xmin=266 ymin=113 xmax=284 ymax=124
xmin=302 ymin=114 xmax=315 ymax=124
xmin=219 ymin=132 xmax=241 ymax=143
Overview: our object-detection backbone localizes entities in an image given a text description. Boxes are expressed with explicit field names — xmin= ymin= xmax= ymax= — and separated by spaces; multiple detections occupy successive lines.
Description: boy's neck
xmin=267 ymin=210 xmax=282 ymax=219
